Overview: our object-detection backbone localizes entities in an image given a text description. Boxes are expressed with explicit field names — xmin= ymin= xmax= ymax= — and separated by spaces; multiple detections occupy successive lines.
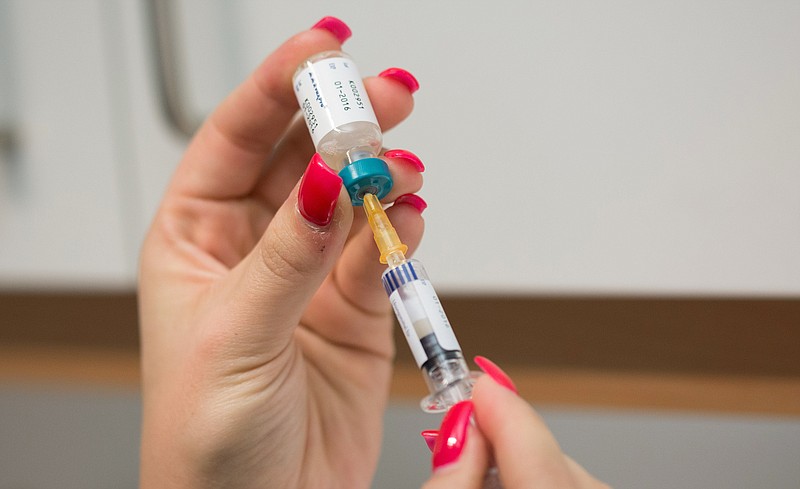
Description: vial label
xmin=293 ymin=56 xmax=378 ymax=147
xmin=389 ymin=279 xmax=462 ymax=368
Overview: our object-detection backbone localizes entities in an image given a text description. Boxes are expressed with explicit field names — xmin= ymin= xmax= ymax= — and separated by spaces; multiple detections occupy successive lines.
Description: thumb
xmin=218 ymin=153 xmax=353 ymax=358
xmin=422 ymin=401 xmax=490 ymax=489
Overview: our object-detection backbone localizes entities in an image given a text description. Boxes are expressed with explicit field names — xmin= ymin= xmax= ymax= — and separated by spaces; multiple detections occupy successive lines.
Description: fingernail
xmin=432 ymin=400 xmax=474 ymax=470
xmin=311 ymin=16 xmax=352 ymax=44
xmin=475 ymin=356 xmax=518 ymax=394
xmin=298 ymin=153 xmax=342 ymax=227
xmin=378 ymin=67 xmax=420 ymax=94
xmin=421 ymin=430 xmax=439 ymax=453
xmin=384 ymin=149 xmax=425 ymax=172
xmin=394 ymin=194 xmax=427 ymax=214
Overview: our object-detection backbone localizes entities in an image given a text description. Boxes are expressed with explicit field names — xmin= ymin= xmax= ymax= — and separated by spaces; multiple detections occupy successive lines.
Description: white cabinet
xmin=3 ymin=1 xmax=800 ymax=295
xmin=0 ymin=1 xmax=132 ymax=289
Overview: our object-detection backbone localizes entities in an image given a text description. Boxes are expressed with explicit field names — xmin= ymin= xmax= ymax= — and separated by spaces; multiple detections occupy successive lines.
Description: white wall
xmin=167 ymin=1 xmax=800 ymax=296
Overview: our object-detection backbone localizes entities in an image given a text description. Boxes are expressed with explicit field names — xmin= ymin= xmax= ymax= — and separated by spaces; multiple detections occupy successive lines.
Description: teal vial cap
xmin=338 ymin=157 xmax=393 ymax=206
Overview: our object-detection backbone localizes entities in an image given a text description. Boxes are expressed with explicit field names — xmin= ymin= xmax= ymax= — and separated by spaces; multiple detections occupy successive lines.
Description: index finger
xmin=472 ymin=375 xmax=578 ymax=488
xmin=167 ymin=18 xmax=347 ymax=200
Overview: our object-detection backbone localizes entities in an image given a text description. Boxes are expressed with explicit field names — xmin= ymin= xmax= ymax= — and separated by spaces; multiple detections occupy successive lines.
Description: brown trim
xmin=414 ymin=296 xmax=800 ymax=378
xmin=0 ymin=292 xmax=139 ymax=349
xmin=1 ymin=293 xmax=799 ymax=413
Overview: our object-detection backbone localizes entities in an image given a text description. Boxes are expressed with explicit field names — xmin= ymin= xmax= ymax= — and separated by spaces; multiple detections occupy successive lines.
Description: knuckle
xmin=257 ymin=230 xmax=317 ymax=284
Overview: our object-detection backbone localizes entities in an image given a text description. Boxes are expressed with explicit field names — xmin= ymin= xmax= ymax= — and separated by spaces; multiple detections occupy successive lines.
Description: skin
xmin=139 ymin=27 xmax=421 ymax=489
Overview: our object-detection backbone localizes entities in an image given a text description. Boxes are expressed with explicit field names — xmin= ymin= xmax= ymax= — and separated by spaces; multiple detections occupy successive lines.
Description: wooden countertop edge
xmin=1 ymin=345 xmax=798 ymax=416
xmin=393 ymin=367 xmax=800 ymax=416
xmin=0 ymin=345 xmax=142 ymax=387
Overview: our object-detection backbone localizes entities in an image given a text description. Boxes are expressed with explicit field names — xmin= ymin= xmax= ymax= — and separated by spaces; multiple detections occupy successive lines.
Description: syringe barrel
xmin=381 ymin=259 xmax=473 ymax=412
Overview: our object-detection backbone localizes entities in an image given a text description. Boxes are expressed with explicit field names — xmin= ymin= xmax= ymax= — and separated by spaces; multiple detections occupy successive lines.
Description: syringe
xmin=363 ymin=193 xmax=474 ymax=413
xmin=364 ymin=193 xmax=504 ymax=488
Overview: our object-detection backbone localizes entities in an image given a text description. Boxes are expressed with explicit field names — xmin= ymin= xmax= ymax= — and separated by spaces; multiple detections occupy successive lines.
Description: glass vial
xmin=293 ymin=51 xmax=392 ymax=204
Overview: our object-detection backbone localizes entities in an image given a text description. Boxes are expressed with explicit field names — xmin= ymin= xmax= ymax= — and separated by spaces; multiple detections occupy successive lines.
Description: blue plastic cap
xmin=338 ymin=157 xmax=393 ymax=206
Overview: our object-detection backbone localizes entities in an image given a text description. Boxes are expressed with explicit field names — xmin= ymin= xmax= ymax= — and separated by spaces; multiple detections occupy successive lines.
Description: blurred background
xmin=1 ymin=1 xmax=799 ymax=487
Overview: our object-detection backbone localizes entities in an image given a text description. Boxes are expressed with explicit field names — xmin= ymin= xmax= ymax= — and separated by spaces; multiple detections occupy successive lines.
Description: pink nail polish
xmin=432 ymin=400 xmax=473 ymax=470
xmin=475 ymin=356 xmax=518 ymax=394
xmin=298 ymin=153 xmax=342 ymax=226
xmin=421 ymin=430 xmax=439 ymax=453
xmin=394 ymin=194 xmax=427 ymax=214
xmin=378 ymin=67 xmax=420 ymax=94
xmin=384 ymin=149 xmax=425 ymax=172
xmin=311 ymin=16 xmax=352 ymax=44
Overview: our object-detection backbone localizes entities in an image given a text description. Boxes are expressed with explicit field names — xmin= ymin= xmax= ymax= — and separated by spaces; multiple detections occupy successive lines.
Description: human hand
xmin=138 ymin=16 xmax=426 ymax=489
xmin=422 ymin=357 xmax=611 ymax=489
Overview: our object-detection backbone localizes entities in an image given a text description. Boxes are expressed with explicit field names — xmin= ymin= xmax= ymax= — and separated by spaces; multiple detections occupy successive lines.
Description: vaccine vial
xmin=293 ymin=51 xmax=393 ymax=205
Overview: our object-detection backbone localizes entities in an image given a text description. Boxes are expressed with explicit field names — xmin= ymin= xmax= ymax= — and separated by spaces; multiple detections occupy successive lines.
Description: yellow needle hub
xmin=363 ymin=193 xmax=408 ymax=265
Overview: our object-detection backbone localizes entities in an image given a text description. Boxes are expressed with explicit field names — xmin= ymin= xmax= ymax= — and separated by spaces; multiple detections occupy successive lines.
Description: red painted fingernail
xmin=394 ymin=194 xmax=427 ymax=214
xmin=311 ymin=16 xmax=352 ymax=44
xmin=475 ymin=356 xmax=518 ymax=394
xmin=298 ymin=153 xmax=342 ymax=227
xmin=384 ymin=149 xmax=425 ymax=172
xmin=432 ymin=400 xmax=473 ymax=470
xmin=421 ymin=430 xmax=439 ymax=453
xmin=378 ymin=67 xmax=420 ymax=94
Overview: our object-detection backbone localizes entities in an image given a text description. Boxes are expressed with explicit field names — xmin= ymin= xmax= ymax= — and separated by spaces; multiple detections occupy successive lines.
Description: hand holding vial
xmin=138 ymin=17 xmax=424 ymax=488
xmin=137 ymin=15 xmax=608 ymax=489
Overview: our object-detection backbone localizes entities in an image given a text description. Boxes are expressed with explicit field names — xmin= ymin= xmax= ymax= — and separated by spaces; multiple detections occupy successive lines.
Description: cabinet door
xmin=0 ymin=1 xmax=132 ymax=289
xmin=132 ymin=1 xmax=800 ymax=296
xmin=116 ymin=0 xmax=267 ymax=241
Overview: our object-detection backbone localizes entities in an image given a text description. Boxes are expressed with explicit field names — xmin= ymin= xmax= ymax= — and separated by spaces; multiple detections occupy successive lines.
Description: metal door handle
xmin=0 ymin=1 xmax=16 ymax=155
xmin=0 ymin=126 xmax=14 ymax=154
xmin=145 ymin=0 xmax=202 ymax=139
